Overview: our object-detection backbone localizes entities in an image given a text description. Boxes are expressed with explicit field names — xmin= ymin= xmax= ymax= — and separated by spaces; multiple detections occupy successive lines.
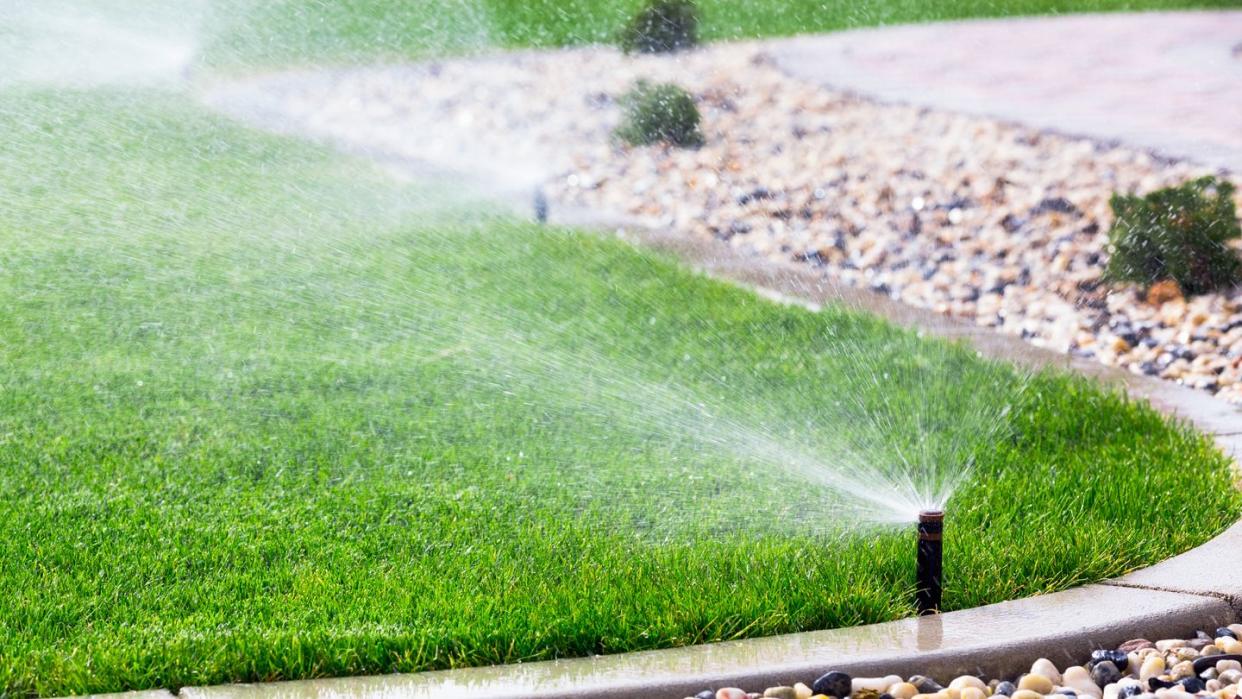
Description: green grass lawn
xmin=1 ymin=88 xmax=1238 ymax=698
xmin=199 ymin=0 xmax=1242 ymax=69
xmin=2 ymin=1 xmax=1241 ymax=697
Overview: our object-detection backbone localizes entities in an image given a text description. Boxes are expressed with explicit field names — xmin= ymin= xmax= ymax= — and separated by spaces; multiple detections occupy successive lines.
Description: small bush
xmin=619 ymin=0 xmax=699 ymax=54
xmin=1105 ymin=176 xmax=1242 ymax=296
xmin=614 ymin=81 xmax=704 ymax=148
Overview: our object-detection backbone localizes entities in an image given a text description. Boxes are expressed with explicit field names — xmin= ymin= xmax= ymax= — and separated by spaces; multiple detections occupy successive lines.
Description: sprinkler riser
xmin=916 ymin=510 xmax=943 ymax=615
xmin=533 ymin=189 xmax=549 ymax=223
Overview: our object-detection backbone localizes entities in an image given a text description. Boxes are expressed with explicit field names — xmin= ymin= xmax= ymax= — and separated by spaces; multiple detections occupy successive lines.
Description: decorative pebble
xmin=1169 ymin=660 xmax=1195 ymax=679
xmin=948 ymin=677 xmax=987 ymax=692
xmin=1139 ymin=655 xmax=1165 ymax=680
xmin=1157 ymin=640 xmax=1189 ymax=652
xmin=1176 ymin=677 xmax=1206 ymax=693
xmin=994 ymin=681 xmax=1018 ymax=697
xmin=1033 ymin=659 xmax=1065 ymax=684
xmin=1063 ymin=666 xmax=1103 ymax=698
xmin=856 ymin=676 xmax=904 ymax=693
xmin=814 ymin=671 xmax=854 ymax=698
xmin=765 ymin=687 xmax=797 ymax=699
xmin=718 ymin=689 xmax=747 ymax=699
xmin=1219 ymin=638 xmax=1242 ymax=655
xmin=1194 ymin=654 xmax=1242 ymax=675
xmin=1093 ymin=661 xmax=1123 ymax=687
xmin=909 ymin=676 xmax=943 ymax=694
xmin=1120 ymin=640 xmax=1156 ymax=653
xmin=1093 ymin=650 xmax=1130 ymax=671
xmin=1148 ymin=677 xmax=1176 ymax=690
xmin=1019 ymin=674 xmax=1055 ymax=694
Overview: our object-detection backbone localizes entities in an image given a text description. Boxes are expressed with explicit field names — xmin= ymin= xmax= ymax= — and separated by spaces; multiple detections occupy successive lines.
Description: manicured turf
xmin=201 ymin=0 xmax=1242 ymax=69
xmin=3 ymin=1 xmax=1241 ymax=697
xmin=0 ymin=89 xmax=1238 ymax=698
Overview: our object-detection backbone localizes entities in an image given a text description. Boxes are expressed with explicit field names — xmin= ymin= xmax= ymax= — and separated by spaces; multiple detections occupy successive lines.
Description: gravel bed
xmin=207 ymin=44 xmax=1242 ymax=403
xmin=697 ymin=627 xmax=1242 ymax=699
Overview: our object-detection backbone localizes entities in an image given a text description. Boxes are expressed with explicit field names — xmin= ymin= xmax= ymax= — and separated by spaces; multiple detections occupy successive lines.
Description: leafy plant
xmin=614 ymin=80 xmax=704 ymax=148
xmin=1105 ymin=176 xmax=1242 ymax=296
xmin=619 ymin=0 xmax=699 ymax=54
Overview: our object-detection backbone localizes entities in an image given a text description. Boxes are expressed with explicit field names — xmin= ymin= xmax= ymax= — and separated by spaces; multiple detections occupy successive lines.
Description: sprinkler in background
xmin=916 ymin=510 xmax=943 ymax=615
xmin=533 ymin=188 xmax=548 ymax=224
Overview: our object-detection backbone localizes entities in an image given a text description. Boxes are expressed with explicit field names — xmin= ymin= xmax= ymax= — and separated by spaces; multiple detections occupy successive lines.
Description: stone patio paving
xmin=770 ymin=11 xmax=1242 ymax=173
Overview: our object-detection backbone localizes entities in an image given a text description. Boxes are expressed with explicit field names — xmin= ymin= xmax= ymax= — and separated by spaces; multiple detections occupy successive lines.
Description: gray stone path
xmin=770 ymin=11 xmax=1242 ymax=172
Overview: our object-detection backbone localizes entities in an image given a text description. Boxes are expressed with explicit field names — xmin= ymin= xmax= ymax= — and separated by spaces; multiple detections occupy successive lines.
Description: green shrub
xmin=614 ymin=81 xmax=705 ymax=148
xmin=619 ymin=0 xmax=699 ymax=54
xmin=1105 ymin=176 xmax=1242 ymax=296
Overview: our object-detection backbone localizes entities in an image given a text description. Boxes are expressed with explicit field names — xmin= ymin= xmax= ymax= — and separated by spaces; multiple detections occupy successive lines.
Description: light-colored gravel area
xmin=706 ymin=628 xmax=1242 ymax=699
xmin=206 ymin=42 xmax=1242 ymax=403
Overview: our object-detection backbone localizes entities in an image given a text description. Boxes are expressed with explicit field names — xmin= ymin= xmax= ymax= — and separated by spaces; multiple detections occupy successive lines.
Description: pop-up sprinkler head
xmin=533 ymin=189 xmax=549 ymax=224
xmin=916 ymin=510 xmax=943 ymax=615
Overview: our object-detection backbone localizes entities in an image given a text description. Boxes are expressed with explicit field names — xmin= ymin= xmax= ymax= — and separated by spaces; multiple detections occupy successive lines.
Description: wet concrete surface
xmin=180 ymin=585 xmax=1232 ymax=699
xmin=1110 ymin=520 xmax=1242 ymax=613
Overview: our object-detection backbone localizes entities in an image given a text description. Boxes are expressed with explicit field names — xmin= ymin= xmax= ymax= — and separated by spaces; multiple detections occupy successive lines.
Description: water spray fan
xmin=915 ymin=510 xmax=943 ymax=615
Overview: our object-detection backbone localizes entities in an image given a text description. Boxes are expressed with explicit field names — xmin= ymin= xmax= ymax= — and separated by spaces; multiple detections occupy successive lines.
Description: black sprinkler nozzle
xmin=916 ymin=509 xmax=943 ymax=615
xmin=534 ymin=189 xmax=549 ymax=223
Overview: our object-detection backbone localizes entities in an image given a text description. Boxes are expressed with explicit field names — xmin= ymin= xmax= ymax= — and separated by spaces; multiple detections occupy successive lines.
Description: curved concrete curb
xmin=172 ymin=581 xmax=1235 ymax=699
